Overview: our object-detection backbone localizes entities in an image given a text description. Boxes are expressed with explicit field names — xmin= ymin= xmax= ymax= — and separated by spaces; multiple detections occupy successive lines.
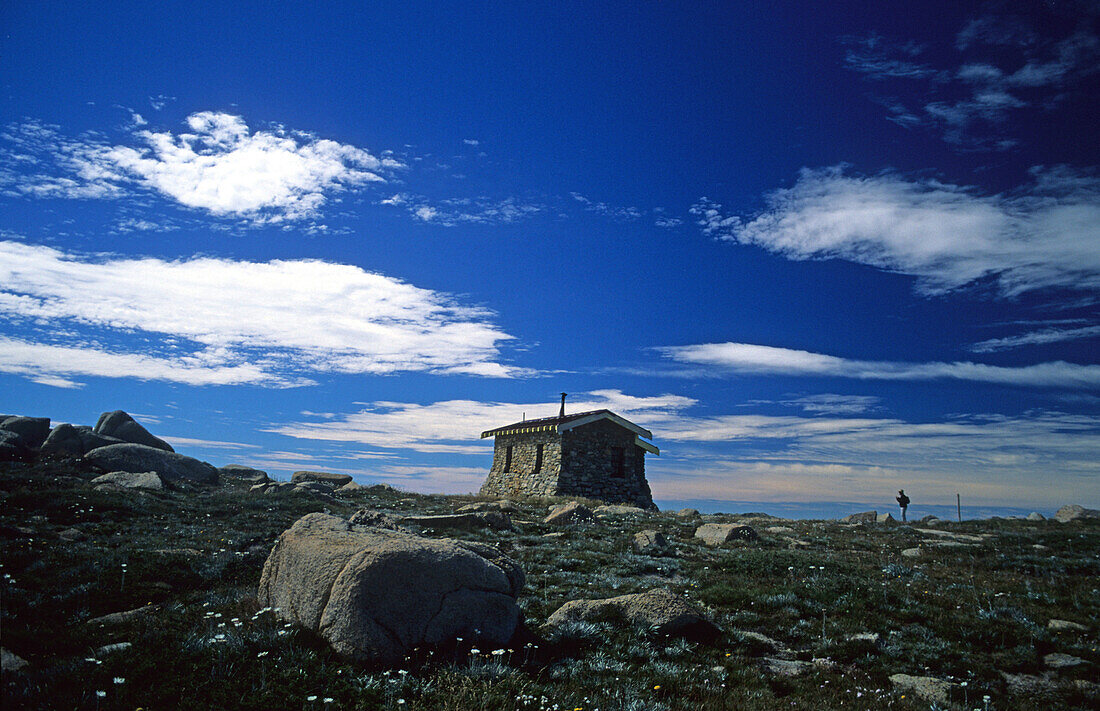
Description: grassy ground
xmin=1 ymin=457 xmax=1097 ymax=710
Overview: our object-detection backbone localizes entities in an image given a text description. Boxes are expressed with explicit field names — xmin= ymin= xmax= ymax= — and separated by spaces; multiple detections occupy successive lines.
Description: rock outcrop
xmin=888 ymin=674 xmax=956 ymax=705
xmin=631 ymin=530 xmax=670 ymax=555
xmin=841 ymin=511 xmax=877 ymax=524
xmin=1054 ymin=505 xmax=1100 ymax=523
xmin=544 ymin=501 xmax=595 ymax=525
xmin=544 ymin=588 xmax=720 ymax=642
xmin=291 ymin=470 xmax=353 ymax=488
xmin=94 ymin=411 xmax=174 ymax=452
xmin=694 ymin=522 xmax=758 ymax=545
xmin=85 ymin=443 xmax=218 ymax=484
xmin=258 ymin=513 xmax=524 ymax=663
xmin=92 ymin=471 xmax=164 ymax=491
xmin=1 ymin=416 xmax=51 ymax=449
xmin=219 ymin=465 xmax=270 ymax=483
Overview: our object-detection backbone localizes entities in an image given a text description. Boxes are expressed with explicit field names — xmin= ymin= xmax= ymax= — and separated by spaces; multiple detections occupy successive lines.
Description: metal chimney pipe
xmin=559 ymin=392 xmax=567 ymax=418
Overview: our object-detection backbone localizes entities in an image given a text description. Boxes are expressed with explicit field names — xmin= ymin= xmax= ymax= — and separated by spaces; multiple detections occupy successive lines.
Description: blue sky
xmin=2 ymin=1 xmax=1098 ymax=512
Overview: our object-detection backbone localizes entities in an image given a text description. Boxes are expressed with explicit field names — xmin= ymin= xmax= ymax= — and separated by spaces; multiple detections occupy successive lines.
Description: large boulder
xmin=92 ymin=471 xmax=164 ymax=491
xmin=85 ymin=443 xmax=218 ymax=484
xmin=544 ymin=588 xmax=720 ymax=642
xmin=1054 ymin=505 xmax=1100 ymax=523
xmin=94 ymin=411 xmax=173 ymax=452
xmin=41 ymin=424 xmax=124 ymax=457
xmin=1 ymin=416 xmax=51 ymax=449
xmin=219 ymin=464 xmax=270 ymax=483
xmin=258 ymin=513 xmax=524 ymax=663
xmin=0 ymin=430 xmax=29 ymax=462
xmin=694 ymin=522 xmax=758 ymax=546
xmin=544 ymin=501 xmax=596 ymax=525
xmin=291 ymin=470 xmax=353 ymax=488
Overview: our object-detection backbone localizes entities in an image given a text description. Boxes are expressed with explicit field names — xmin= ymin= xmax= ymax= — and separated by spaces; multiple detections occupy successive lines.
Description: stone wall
xmin=478 ymin=419 xmax=656 ymax=510
xmin=479 ymin=430 xmax=561 ymax=498
xmin=559 ymin=419 xmax=655 ymax=509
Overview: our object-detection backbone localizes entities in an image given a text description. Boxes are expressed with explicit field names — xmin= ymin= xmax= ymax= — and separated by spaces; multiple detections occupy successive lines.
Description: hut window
xmin=504 ymin=445 xmax=513 ymax=472
xmin=534 ymin=443 xmax=544 ymax=473
xmin=610 ymin=446 xmax=625 ymax=477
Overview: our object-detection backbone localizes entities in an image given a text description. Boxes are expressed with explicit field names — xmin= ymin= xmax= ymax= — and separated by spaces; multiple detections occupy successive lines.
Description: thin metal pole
xmin=957 ymin=493 xmax=962 ymax=522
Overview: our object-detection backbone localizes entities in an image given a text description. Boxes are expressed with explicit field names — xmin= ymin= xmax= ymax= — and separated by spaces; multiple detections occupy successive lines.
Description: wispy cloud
xmin=780 ymin=394 xmax=882 ymax=415
xmin=658 ymin=341 xmax=1100 ymax=389
xmin=569 ymin=192 xmax=643 ymax=221
xmin=969 ymin=324 xmax=1100 ymax=353
xmin=1 ymin=112 xmax=403 ymax=224
xmin=380 ymin=193 xmax=543 ymax=226
xmin=691 ymin=165 xmax=1100 ymax=297
xmin=0 ymin=240 xmax=527 ymax=388
xmin=268 ymin=389 xmax=694 ymax=453
xmin=844 ymin=11 xmax=1100 ymax=148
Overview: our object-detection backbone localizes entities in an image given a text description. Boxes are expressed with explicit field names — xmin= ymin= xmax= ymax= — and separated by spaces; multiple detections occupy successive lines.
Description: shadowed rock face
xmin=258 ymin=513 xmax=524 ymax=663
xmin=84 ymin=443 xmax=218 ymax=484
xmin=1 ymin=417 xmax=51 ymax=449
xmin=94 ymin=411 xmax=174 ymax=452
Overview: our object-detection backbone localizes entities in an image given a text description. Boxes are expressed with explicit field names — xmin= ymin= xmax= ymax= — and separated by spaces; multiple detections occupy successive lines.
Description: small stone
xmin=675 ymin=508 xmax=699 ymax=517
xmin=765 ymin=526 xmax=794 ymax=534
xmin=888 ymin=673 xmax=956 ymax=705
xmin=631 ymin=530 xmax=670 ymax=555
xmin=94 ymin=642 xmax=132 ymax=657
xmin=1044 ymin=652 xmax=1087 ymax=668
xmin=2 ymin=648 xmax=29 ymax=673
xmin=58 ymin=527 xmax=86 ymax=542
xmin=86 ymin=605 xmax=159 ymax=626
xmin=544 ymin=502 xmax=596 ymax=525
xmin=1047 ymin=619 xmax=1087 ymax=633
xmin=901 ymin=547 xmax=922 ymax=558
xmin=761 ymin=657 xmax=813 ymax=676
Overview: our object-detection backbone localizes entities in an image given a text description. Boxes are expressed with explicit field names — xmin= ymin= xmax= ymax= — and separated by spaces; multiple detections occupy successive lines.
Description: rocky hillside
xmin=1 ymin=413 xmax=1097 ymax=710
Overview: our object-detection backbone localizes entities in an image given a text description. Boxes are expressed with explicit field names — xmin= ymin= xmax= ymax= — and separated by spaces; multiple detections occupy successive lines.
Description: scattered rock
xmin=594 ymin=504 xmax=646 ymax=516
xmin=765 ymin=526 xmax=794 ymax=534
xmin=1047 ymin=619 xmax=1087 ymax=633
xmin=846 ymin=632 xmax=880 ymax=644
xmin=1032 ymin=543 xmax=1049 ymax=551
xmin=888 ymin=673 xmax=956 ymax=705
xmin=1 ymin=648 xmax=28 ymax=673
xmin=401 ymin=512 xmax=514 ymax=531
xmin=57 ymin=527 xmax=86 ymax=542
xmin=457 ymin=500 xmax=518 ymax=513
xmin=876 ymin=512 xmax=897 ymax=524
xmin=694 ymin=522 xmax=758 ymax=546
xmin=731 ymin=629 xmax=791 ymax=656
xmin=544 ymin=588 xmax=720 ymax=642
xmin=1 ymin=416 xmax=51 ymax=449
xmin=86 ymin=604 xmax=159 ymax=626
xmin=258 ymin=512 xmax=524 ymax=663
xmin=85 ymin=443 xmax=218 ymax=484
xmin=219 ymin=464 xmax=270 ymax=483
xmin=1000 ymin=671 xmax=1059 ymax=695
xmin=94 ymin=411 xmax=173 ymax=452
xmin=1044 ymin=652 xmax=1087 ymax=669
xmin=542 ymin=531 xmax=566 ymax=539
xmin=1027 ymin=512 xmax=1046 ymax=521
xmin=787 ymin=539 xmax=811 ymax=549
xmin=675 ymin=508 xmax=700 ymax=517
xmin=632 ymin=530 xmax=670 ymax=555
xmin=841 ymin=511 xmax=877 ymax=524
xmin=291 ymin=470 xmax=353 ymax=488
xmin=249 ymin=483 xmax=272 ymax=494
xmin=914 ymin=528 xmax=986 ymax=543
xmin=1054 ymin=505 xmax=1100 ymax=523
xmin=348 ymin=509 xmax=403 ymax=530
xmin=544 ymin=502 xmax=596 ymax=525
xmin=761 ymin=657 xmax=814 ymax=676
xmin=901 ymin=547 xmax=922 ymax=558
xmin=94 ymin=642 xmax=132 ymax=657
xmin=92 ymin=470 xmax=163 ymax=491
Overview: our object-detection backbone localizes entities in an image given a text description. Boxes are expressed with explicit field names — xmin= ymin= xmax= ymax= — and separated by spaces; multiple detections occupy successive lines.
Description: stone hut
xmin=479 ymin=396 xmax=659 ymax=509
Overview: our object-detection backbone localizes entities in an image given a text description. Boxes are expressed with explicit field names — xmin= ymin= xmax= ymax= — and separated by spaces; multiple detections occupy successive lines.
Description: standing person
xmin=896 ymin=489 xmax=910 ymax=522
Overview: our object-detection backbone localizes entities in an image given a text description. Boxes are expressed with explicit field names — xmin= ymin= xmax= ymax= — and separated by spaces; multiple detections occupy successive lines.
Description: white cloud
xmin=970 ymin=324 xmax=1100 ymax=353
xmin=659 ymin=341 xmax=1100 ymax=389
xmin=570 ymin=192 xmax=643 ymax=221
xmin=268 ymin=389 xmax=694 ymax=453
xmin=1 ymin=112 xmax=403 ymax=223
xmin=691 ymin=165 xmax=1100 ymax=297
xmin=781 ymin=394 xmax=882 ymax=415
xmin=0 ymin=240 xmax=526 ymax=387
xmin=463 ymin=139 xmax=480 ymax=146
xmin=382 ymin=193 xmax=544 ymax=226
